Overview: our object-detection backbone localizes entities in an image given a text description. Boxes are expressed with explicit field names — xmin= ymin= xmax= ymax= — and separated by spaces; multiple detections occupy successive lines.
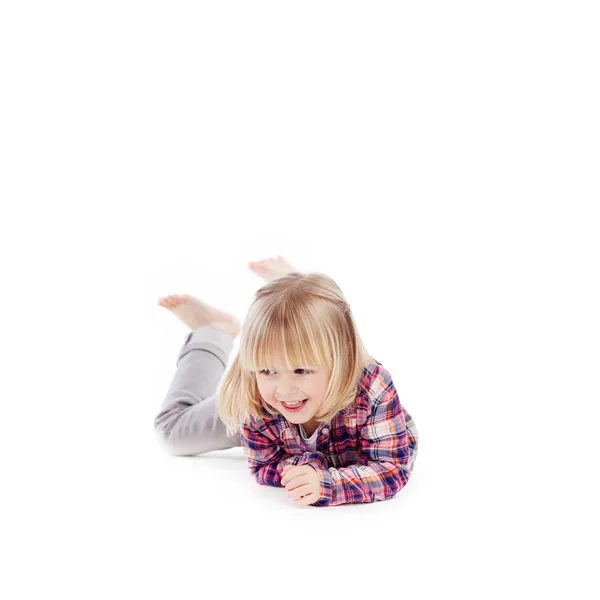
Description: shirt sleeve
xmin=311 ymin=382 xmax=418 ymax=507
xmin=240 ymin=419 xmax=329 ymax=487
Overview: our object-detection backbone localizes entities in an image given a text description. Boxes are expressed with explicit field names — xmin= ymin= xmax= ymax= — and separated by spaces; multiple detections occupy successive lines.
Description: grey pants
xmin=154 ymin=324 xmax=242 ymax=456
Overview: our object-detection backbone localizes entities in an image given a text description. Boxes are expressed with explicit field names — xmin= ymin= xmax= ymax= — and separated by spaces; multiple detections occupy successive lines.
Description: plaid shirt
xmin=240 ymin=359 xmax=419 ymax=507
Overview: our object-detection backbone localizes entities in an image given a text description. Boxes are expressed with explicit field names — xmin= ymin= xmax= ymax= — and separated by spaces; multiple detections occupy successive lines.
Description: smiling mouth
xmin=281 ymin=399 xmax=308 ymax=409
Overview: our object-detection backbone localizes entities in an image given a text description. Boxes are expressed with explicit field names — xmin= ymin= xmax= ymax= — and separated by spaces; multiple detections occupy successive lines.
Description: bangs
xmin=239 ymin=307 xmax=332 ymax=373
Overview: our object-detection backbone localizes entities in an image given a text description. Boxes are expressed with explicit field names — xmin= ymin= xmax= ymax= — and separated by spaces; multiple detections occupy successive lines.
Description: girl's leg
xmin=154 ymin=255 xmax=299 ymax=456
xmin=154 ymin=324 xmax=241 ymax=455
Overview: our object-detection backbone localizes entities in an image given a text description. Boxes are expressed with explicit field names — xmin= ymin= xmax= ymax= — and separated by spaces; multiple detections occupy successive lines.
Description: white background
xmin=1 ymin=1 xmax=598 ymax=598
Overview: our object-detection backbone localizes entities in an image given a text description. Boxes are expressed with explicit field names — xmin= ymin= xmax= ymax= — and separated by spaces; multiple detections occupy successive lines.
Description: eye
xmin=259 ymin=369 xmax=273 ymax=376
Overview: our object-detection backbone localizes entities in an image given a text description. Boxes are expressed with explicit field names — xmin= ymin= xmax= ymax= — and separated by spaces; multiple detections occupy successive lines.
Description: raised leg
xmin=154 ymin=324 xmax=242 ymax=455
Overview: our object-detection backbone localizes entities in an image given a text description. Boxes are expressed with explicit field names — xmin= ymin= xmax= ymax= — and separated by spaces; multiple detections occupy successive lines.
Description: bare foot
xmin=248 ymin=255 xmax=299 ymax=282
xmin=157 ymin=294 xmax=241 ymax=338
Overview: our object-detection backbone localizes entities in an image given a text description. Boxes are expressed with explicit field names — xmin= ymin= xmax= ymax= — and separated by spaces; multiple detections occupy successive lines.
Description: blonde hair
xmin=217 ymin=271 xmax=372 ymax=437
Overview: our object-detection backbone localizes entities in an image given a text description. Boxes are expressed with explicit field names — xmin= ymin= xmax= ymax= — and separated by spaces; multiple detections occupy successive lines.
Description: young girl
xmin=155 ymin=256 xmax=419 ymax=507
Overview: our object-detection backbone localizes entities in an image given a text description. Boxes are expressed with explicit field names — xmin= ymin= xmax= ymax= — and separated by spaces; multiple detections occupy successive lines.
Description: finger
xmin=287 ymin=483 xmax=311 ymax=499
xmin=281 ymin=467 xmax=293 ymax=485
xmin=282 ymin=465 xmax=311 ymax=486
xmin=282 ymin=471 xmax=300 ymax=484
xmin=287 ymin=483 xmax=311 ymax=498
xmin=293 ymin=493 xmax=316 ymax=507
xmin=285 ymin=475 xmax=307 ymax=491
xmin=281 ymin=464 xmax=296 ymax=479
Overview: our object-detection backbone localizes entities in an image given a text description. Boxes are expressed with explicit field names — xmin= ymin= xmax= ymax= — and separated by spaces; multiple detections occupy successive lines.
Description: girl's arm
xmin=311 ymin=378 xmax=419 ymax=507
xmin=241 ymin=420 xmax=329 ymax=487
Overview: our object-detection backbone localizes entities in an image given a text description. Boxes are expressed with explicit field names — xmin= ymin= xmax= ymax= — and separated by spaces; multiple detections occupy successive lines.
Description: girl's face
xmin=255 ymin=350 xmax=332 ymax=431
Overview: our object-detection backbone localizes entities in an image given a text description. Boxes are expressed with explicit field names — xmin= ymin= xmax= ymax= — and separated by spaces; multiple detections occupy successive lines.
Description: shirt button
xmin=322 ymin=427 xmax=329 ymax=434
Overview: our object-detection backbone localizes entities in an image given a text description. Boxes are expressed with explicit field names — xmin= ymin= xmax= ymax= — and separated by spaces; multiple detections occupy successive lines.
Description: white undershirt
xmin=298 ymin=423 xmax=319 ymax=452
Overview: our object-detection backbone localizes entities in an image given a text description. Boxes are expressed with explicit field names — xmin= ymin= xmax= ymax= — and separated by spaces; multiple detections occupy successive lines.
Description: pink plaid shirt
xmin=240 ymin=359 xmax=419 ymax=507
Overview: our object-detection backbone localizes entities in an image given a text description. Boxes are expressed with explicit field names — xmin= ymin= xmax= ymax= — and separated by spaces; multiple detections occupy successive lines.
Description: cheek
xmin=257 ymin=383 xmax=272 ymax=399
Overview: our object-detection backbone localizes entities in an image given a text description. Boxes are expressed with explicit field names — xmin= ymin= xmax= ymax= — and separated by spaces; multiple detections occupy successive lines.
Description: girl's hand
xmin=281 ymin=464 xmax=321 ymax=507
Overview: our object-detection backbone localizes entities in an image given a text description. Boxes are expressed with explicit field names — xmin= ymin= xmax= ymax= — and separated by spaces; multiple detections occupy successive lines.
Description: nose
xmin=276 ymin=388 xmax=302 ymax=401
xmin=277 ymin=382 xmax=295 ymax=392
